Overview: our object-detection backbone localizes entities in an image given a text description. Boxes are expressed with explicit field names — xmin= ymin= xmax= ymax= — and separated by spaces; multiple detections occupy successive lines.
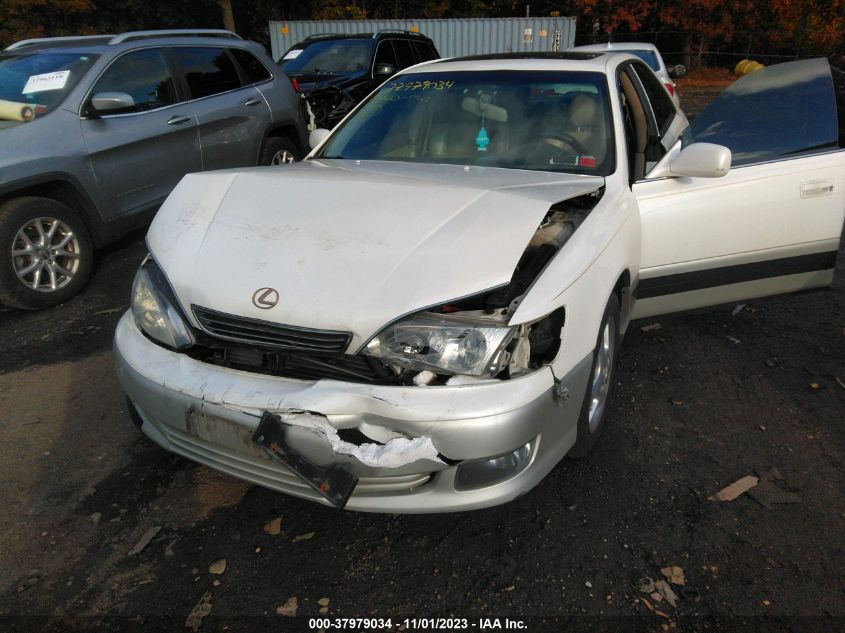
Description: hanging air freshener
xmin=475 ymin=112 xmax=490 ymax=152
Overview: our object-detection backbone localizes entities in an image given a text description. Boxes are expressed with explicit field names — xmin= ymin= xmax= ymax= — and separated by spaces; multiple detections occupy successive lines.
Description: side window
xmin=393 ymin=40 xmax=416 ymax=69
xmin=172 ymin=47 xmax=242 ymax=99
xmin=91 ymin=48 xmax=177 ymax=113
xmin=631 ymin=62 xmax=675 ymax=134
xmin=373 ymin=41 xmax=398 ymax=71
xmin=230 ymin=49 xmax=271 ymax=84
xmin=411 ymin=41 xmax=436 ymax=63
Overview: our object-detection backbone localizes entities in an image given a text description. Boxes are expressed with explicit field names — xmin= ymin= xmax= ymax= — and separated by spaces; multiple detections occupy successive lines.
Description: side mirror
xmin=375 ymin=63 xmax=396 ymax=77
xmin=664 ymin=142 xmax=731 ymax=178
xmin=90 ymin=92 xmax=135 ymax=113
xmin=309 ymin=128 xmax=331 ymax=150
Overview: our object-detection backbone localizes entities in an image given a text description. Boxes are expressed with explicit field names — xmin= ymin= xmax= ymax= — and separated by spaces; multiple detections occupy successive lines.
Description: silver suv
xmin=0 ymin=29 xmax=307 ymax=309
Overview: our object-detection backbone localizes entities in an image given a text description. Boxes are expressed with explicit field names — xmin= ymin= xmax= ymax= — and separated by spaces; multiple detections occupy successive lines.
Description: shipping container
xmin=268 ymin=17 xmax=577 ymax=62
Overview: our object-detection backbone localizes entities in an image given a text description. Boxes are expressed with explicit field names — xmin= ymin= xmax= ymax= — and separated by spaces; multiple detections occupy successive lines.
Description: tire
xmin=569 ymin=293 xmax=620 ymax=458
xmin=0 ymin=196 xmax=93 ymax=310
xmin=261 ymin=137 xmax=300 ymax=166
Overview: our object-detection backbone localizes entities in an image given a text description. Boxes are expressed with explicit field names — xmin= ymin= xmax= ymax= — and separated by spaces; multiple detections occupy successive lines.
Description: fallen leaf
xmin=727 ymin=336 xmax=741 ymax=344
xmin=208 ymin=559 xmax=226 ymax=575
xmin=810 ymin=382 xmax=820 ymax=390
xmin=263 ymin=517 xmax=282 ymax=535
xmin=671 ymin=399 xmax=684 ymax=406
xmin=709 ymin=475 xmax=758 ymax=501
xmin=276 ymin=597 xmax=298 ymax=617
xmin=585 ymin=580 xmax=592 ymax=588
xmin=127 ymin=526 xmax=161 ymax=556
xmin=836 ymin=376 xmax=845 ymax=390
xmin=185 ymin=591 xmax=212 ymax=631
xmin=660 ymin=565 xmax=686 ymax=586
xmin=654 ymin=580 xmax=678 ymax=607
xmin=731 ymin=303 xmax=746 ymax=316
xmin=504 ymin=585 xmax=515 ymax=592
xmin=319 ymin=607 xmax=329 ymax=614
xmin=317 ymin=597 xmax=330 ymax=607
xmin=293 ymin=532 xmax=315 ymax=542
xmin=640 ymin=323 xmax=661 ymax=332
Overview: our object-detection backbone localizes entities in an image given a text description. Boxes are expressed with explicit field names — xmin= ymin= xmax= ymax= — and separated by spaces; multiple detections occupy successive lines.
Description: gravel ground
xmin=0 ymin=87 xmax=842 ymax=632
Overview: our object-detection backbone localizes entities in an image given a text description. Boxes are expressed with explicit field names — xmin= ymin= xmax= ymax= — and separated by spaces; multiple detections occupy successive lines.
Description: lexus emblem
xmin=252 ymin=287 xmax=279 ymax=309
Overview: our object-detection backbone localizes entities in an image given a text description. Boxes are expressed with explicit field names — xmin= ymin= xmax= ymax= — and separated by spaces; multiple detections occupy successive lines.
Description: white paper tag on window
xmin=22 ymin=70 xmax=70 ymax=94
xmin=282 ymin=49 xmax=303 ymax=60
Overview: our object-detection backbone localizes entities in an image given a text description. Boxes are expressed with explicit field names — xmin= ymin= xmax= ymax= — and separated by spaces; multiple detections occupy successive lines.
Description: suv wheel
xmin=0 ymin=196 xmax=93 ymax=310
xmin=261 ymin=137 xmax=300 ymax=166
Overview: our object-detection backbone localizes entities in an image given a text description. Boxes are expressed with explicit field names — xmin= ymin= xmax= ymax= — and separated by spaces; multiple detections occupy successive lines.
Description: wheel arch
xmin=0 ymin=176 xmax=106 ymax=247
xmin=260 ymin=122 xmax=305 ymax=160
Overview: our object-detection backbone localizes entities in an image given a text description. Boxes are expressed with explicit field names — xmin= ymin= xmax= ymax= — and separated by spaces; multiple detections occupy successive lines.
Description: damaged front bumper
xmin=114 ymin=313 xmax=592 ymax=512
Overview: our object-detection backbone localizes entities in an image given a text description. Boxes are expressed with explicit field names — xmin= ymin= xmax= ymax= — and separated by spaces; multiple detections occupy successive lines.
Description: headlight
xmin=364 ymin=312 xmax=515 ymax=377
xmin=131 ymin=256 xmax=194 ymax=350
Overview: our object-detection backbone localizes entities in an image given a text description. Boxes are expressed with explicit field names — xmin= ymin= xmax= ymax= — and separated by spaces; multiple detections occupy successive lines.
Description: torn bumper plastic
xmin=114 ymin=313 xmax=592 ymax=512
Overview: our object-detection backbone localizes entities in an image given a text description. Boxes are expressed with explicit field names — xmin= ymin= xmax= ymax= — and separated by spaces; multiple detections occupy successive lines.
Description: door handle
xmin=801 ymin=179 xmax=835 ymax=198
xmin=167 ymin=115 xmax=192 ymax=125
xmin=243 ymin=97 xmax=262 ymax=107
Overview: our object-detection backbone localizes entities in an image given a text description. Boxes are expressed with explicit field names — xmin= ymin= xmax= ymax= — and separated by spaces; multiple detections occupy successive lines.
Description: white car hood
xmin=148 ymin=160 xmax=603 ymax=350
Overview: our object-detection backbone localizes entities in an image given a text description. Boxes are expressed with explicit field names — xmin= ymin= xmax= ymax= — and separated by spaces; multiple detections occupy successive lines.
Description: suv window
xmin=392 ymin=40 xmax=416 ymax=69
xmin=281 ymin=40 xmax=371 ymax=75
xmin=91 ymin=48 xmax=177 ymax=113
xmin=411 ymin=41 xmax=437 ymax=63
xmin=373 ymin=41 xmax=398 ymax=71
xmin=1 ymin=51 xmax=99 ymax=115
xmin=230 ymin=48 xmax=271 ymax=84
xmin=172 ymin=47 xmax=241 ymax=99
xmin=631 ymin=62 xmax=674 ymax=133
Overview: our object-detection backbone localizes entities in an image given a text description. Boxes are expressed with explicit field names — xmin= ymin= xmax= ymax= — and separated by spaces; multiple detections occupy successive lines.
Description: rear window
xmin=280 ymin=40 xmax=371 ymax=75
xmin=691 ymin=58 xmax=839 ymax=166
xmin=622 ymin=49 xmax=660 ymax=71
xmin=172 ymin=47 xmax=242 ymax=99
xmin=412 ymin=41 xmax=437 ymax=63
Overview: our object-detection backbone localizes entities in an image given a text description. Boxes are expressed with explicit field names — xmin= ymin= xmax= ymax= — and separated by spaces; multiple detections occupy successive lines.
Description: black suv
xmin=279 ymin=30 xmax=439 ymax=128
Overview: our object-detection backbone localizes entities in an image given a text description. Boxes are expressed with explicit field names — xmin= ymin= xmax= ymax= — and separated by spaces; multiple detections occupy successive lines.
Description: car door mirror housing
xmin=375 ymin=63 xmax=396 ymax=77
xmin=309 ymin=128 xmax=331 ymax=149
xmin=91 ymin=92 xmax=136 ymax=113
xmin=666 ymin=142 xmax=731 ymax=178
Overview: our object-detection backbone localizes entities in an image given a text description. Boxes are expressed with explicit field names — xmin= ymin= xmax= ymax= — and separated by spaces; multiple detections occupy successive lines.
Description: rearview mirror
xmin=90 ymin=92 xmax=135 ymax=112
xmin=309 ymin=128 xmax=331 ymax=149
xmin=375 ymin=63 xmax=396 ymax=77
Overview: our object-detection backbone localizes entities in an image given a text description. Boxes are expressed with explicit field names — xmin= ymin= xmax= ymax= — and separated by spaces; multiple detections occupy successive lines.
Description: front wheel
xmin=261 ymin=137 xmax=300 ymax=166
xmin=569 ymin=293 xmax=620 ymax=458
xmin=0 ymin=196 xmax=93 ymax=310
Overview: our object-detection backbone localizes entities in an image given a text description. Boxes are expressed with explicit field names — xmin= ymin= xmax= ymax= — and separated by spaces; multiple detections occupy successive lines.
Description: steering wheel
xmin=540 ymin=131 xmax=590 ymax=157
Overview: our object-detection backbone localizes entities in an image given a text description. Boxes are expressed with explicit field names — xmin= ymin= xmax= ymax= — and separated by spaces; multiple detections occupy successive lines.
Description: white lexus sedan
xmin=115 ymin=52 xmax=844 ymax=512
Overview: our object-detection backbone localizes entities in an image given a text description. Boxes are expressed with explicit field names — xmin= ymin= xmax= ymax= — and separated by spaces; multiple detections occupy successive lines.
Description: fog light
xmin=454 ymin=441 xmax=533 ymax=491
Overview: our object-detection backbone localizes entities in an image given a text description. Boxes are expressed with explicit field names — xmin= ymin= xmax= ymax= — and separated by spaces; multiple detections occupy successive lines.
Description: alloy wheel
xmin=587 ymin=316 xmax=615 ymax=433
xmin=11 ymin=217 xmax=81 ymax=292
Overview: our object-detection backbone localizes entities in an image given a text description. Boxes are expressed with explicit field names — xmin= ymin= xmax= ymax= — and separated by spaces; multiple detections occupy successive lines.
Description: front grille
xmin=187 ymin=343 xmax=403 ymax=385
xmin=192 ymin=305 xmax=351 ymax=354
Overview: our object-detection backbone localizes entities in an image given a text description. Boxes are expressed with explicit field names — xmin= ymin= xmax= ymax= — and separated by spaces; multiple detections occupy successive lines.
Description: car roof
xmin=419 ymin=51 xmax=628 ymax=73
xmin=295 ymin=31 xmax=435 ymax=46
xmin=571 ymin=42 xmax=660 ymax=53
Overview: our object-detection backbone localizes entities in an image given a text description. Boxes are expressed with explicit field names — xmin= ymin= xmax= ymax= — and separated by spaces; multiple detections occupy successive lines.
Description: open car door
xmin=632 ymin=58 xmax=845 ymax=319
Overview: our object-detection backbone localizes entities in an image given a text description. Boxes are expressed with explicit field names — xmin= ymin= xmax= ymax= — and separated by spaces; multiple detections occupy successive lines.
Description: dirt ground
xmin=0 ymin=87 xmax=843 ymax=632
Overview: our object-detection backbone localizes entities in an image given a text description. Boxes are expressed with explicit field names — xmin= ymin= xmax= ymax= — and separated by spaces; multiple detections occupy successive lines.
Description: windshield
xmin=621 ymin=49 xmax=660 ymax=71
xmin=280 ymin=40 xmax=371 ymax=75
xmin=0 ymin=51 xmax=98 ymax=117
xmin=317 ymin=70 xmax=615 ymax=175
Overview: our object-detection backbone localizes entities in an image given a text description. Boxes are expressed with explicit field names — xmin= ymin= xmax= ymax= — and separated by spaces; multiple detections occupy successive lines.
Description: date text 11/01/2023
xmin=307 ymin=618 xmax=528 ymax=630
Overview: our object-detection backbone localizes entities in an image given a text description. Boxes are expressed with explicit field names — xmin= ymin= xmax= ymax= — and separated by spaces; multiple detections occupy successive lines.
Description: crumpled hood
xmin=148 ymin=160 xmax=603 ymax=350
